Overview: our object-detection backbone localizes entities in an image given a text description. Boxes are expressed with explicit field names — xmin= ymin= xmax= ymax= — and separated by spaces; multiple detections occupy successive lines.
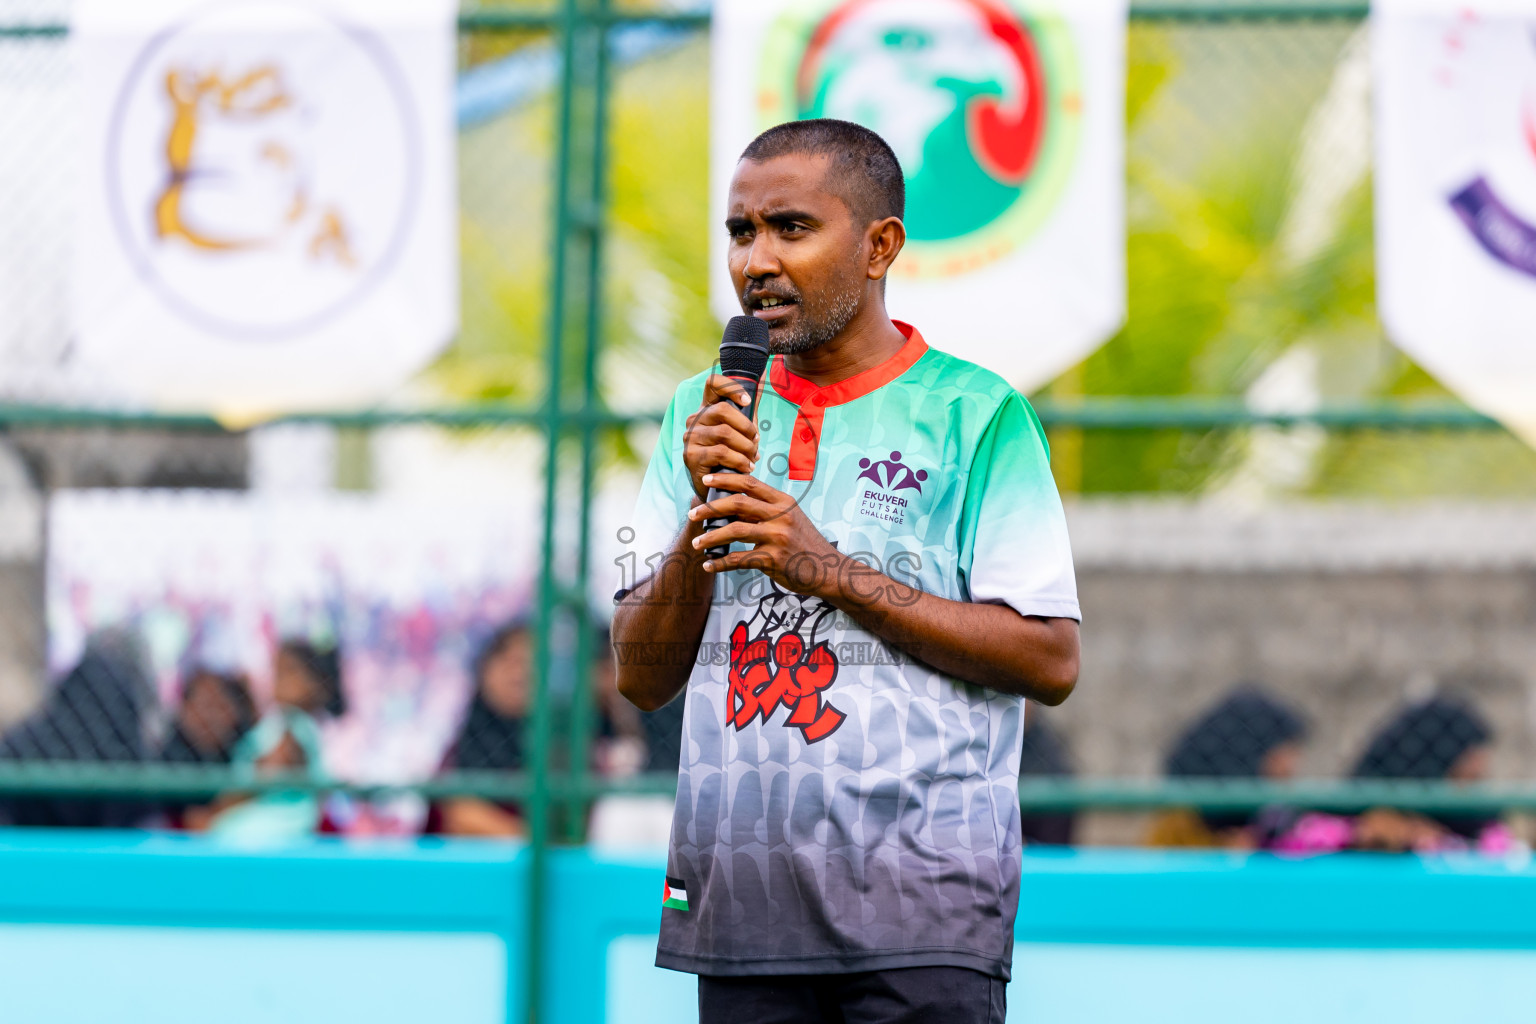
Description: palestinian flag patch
xmin=662 ymin=876 xmax=689 ymax=911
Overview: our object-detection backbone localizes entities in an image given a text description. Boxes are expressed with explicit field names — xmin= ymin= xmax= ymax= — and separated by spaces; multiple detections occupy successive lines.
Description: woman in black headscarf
xmin=160 ymin=668 xmax=258 ymax=766
xmin=1353 ymin=696 xmax=1492 ymax=783
xmin=0 ymin=629 xmax=156 ymax=828
xmin=159 ymin=667 xmax=259 ymax=828
xmin=1148 ymin=685 xmax=1308 ymax=847
xmin=1348 ymin=696 xmax=1505 ymax=852
xmin=449 ymin=622 xmax=529 ymax=773
xmin=428 ymin=620 xmax=531 ymax=837
xmin=273 ymin=639 xmax=346 ymax=719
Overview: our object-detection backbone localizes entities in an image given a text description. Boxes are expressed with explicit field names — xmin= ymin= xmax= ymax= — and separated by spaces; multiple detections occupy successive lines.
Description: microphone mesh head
xmin=719 ymin=316 xmax=771 ymax=379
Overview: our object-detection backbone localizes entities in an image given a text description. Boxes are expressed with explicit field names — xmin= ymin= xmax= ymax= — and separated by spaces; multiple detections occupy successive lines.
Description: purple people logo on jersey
xmin=856 ymin=450 xmax=926 ymax=526
xmin=857 ymin=450 xmax=928 ymax=493
xmin=727 ymin=579 xmax=845 ymax=744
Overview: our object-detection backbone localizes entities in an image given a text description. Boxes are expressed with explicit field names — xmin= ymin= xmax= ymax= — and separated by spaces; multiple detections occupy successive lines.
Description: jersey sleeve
xmin=616 ymin=377 xmax=704 ymax=600
xmin=956 ymin=391 xmax=1080 ymax=621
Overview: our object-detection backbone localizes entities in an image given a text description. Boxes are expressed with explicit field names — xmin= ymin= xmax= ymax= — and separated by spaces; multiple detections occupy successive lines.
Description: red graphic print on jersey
xmin=726 ymin=587 xmax=844 ymax=743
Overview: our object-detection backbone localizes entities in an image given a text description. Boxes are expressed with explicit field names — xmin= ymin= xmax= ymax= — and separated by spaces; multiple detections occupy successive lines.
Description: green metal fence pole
xmin=1129 ymin=0 xmax=1367 ymax=18
xmin=0 ymin=400 xmax=1504 ymax=432
xmin=5 ymin=763 xmax=1536 ymax=818
xmin=1025 ymin=399 xmax=1503 ymax=431
xmin=564 ymin=0 xmax=612 ymax=844
xmin=457 ymin=8 xmax=709 ymax=32
xmin=0 ymin=0 xmax=1379 ymax=36
xmin=529 ymin=0 xmax=585 ymax=1019
xmin=0 ymin=403 xmax=655 ymax=430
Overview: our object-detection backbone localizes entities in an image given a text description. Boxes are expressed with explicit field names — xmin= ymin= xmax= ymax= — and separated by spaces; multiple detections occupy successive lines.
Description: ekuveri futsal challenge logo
xmin=756 ymin=0 xmax=1082 ymax=278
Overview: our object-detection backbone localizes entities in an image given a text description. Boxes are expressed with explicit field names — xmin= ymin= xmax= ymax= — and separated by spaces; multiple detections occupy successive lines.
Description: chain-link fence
xmin=0 ymin=0 xmax=1533 ymax=873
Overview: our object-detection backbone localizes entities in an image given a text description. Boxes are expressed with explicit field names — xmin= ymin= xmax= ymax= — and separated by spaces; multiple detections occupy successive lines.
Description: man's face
xmin=726 ymin=154 xmax=869 ymax=355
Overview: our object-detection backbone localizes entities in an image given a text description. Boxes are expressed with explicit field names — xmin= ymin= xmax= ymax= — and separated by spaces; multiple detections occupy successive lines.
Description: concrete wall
xmin=1048 ymin=502 xmax=1536 ymax=783
xmin=1060 ymin=567 xmax=1536 ymax=780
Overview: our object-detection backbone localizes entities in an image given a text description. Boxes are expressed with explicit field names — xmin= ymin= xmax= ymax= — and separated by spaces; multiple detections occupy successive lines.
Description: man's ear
xmin=866 ymin=217 xmax=906 ymax=281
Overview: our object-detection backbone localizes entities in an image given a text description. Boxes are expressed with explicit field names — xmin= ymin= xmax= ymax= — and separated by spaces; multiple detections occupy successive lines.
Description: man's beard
xmin=766 ymin=279 xmax=862 ymax=355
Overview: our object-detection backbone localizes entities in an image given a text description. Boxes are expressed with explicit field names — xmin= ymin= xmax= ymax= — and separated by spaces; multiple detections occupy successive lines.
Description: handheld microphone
xmin=704 ymin=316 xmax=771 ymax=560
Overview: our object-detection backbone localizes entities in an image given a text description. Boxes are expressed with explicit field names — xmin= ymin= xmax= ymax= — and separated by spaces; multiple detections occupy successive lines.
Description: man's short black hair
xmin=740 ymin=118 xmax=905 ymax=226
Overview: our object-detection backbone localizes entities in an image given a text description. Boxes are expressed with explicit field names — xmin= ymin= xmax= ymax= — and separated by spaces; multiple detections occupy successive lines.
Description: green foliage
xmin=1065 ymin=24 xmax=1379 ymax=494
xmin=603 ymin=38 xmax=722 ymax=393
xmin=433 ymin=92 xmax=553 ymax=406
xmin=432 ymin=23 xmax=1536 ymax=495
xmin=430 ymin=37 xmax=719 ymax=417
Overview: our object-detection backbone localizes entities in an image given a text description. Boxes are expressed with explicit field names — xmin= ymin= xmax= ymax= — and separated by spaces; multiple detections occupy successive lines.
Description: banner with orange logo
xmin=1376 ymin=0 xmax=1536 ymax=445
xmin=710 ymin=0 xmax=1127 ymax=391
xmin=72 ymin=0 xmax=457 ymax=418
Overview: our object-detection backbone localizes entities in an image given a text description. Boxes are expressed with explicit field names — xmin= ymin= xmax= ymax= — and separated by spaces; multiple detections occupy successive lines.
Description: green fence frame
xmin=0 ymin=397 xmax=1504 ymax=432
xmin=4 ymin=1 xmax=1523 ymax=1020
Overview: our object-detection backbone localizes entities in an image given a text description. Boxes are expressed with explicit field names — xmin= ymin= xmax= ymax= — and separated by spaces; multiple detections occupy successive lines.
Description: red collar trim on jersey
xmin=768 ymin=321 xmax=928 ymax=408
xmin=767 ymin=321 xmax=928 ymax=481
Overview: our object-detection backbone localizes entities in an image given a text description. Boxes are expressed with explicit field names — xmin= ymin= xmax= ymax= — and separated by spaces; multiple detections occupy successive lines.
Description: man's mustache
xmin=742 ymin=285 xmax=802 ymax=307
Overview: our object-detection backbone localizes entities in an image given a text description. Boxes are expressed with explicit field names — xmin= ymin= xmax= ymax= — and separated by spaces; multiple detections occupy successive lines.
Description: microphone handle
xmin=703 ymin=372 xmax=761 ymax=560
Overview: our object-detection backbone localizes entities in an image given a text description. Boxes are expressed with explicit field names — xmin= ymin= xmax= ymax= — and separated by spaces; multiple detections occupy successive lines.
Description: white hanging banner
xmin=710 ymin=0 xmax=1126 ymax=391
xmin=72 ymin=0 xmax=458 ymax=418
xmin=1375 ymin=0 xmax=1536 ymax=445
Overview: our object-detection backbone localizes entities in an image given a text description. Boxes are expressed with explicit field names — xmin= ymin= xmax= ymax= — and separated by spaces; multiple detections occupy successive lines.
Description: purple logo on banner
xmin=1448 ymin=176 xmax=1536 ymax=280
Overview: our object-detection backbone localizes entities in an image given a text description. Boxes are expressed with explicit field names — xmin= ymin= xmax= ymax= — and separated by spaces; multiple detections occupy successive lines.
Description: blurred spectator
xmin=1347 ymin=696 xmax=1509 ymax=853
xmin=591 ymin=628 xmax=645 ymax=778
xmin=159 ymin=667 xmax=258 ymax=828
xmin=589 ymin=684 xmax=684 ymax=846
xmin=0 ymin=629 xmax=156 ymax=828
xmin=1267 ymin=696 xmax=1515 ymax=855
xmin=274 ymin=638 xmax=346 ymax=718
xmin=588 ymin=627 xmax=674 ymax=847
xmin=1352 ymin=695 xmax=1492 ymax=783
xmin=160 ymin=668 xmax=257 ymax=766
xmin=185 ymin=637 xmax=345 ymax=838
xmin=429 ymin=620 xmax=530 ymax=837
xmin=185 ymin=710 xmax=323 ymax=840
xmin=1147 ymin=685 xmax=1308 ymax=849
xmin=231 ymin=637 xmax=346 ymax=778
xmin=1019 ymin=704 xmax=1076 ymax=846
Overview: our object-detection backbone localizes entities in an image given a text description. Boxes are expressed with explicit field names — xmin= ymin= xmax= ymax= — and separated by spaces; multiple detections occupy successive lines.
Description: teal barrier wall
xmin=2 ymin=832 xmax=1535 ymax=1023
xmin=0 ymin=831 xmax=528 ymax=1023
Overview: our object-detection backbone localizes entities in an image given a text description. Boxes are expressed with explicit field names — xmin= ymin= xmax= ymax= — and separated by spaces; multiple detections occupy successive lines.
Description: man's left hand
xmin=688 ymin=473 xmax=839 ymax=596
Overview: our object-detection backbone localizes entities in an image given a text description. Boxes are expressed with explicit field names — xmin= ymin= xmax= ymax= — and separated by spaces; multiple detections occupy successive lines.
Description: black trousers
xmin=697 ymin=967 xmax=1006 ymax=1024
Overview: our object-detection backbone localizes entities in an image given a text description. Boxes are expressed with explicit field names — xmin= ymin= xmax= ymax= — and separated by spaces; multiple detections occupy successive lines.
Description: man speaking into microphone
xmin=612 ymin=119 xmax=1080 ymax=1024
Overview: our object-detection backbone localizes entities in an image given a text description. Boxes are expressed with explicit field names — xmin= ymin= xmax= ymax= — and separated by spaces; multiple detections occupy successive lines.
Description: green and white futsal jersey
xmin=622 ymin=321 xmax=1079 ymax=979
